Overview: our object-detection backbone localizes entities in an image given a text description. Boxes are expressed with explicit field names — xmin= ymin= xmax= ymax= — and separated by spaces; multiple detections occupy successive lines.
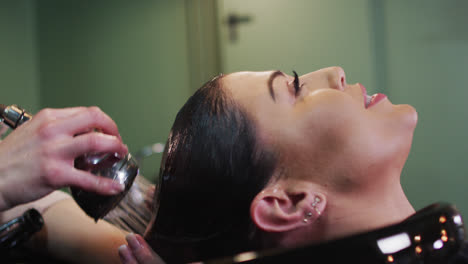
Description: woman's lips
xmin=359 ymin=83 xmax=387 ymax=108
xmin=359 ymin=83 xmax=367 ymax=108
xmin=367 ymin=93 xmax=387 ymax=108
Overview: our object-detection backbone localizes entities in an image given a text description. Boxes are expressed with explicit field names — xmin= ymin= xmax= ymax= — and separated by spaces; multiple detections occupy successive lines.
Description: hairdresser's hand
xmin=119 ymin=234 xmax=166 ymax=264
xmin=0 ymin=107 xmax=128 ymax=211
xmin=0 ymin=123 xmax=8 ymax=138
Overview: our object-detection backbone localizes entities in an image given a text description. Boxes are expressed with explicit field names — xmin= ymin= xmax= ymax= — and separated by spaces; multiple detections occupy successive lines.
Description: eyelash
xmin=292 ymin=70 xmax=301 ymax=96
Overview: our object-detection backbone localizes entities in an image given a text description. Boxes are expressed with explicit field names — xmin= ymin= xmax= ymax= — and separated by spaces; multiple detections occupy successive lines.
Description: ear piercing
xmin=312 ymin=196 xmax=321 ymax=206
xmin=312 ymin=196 xmax=321 ymax=215
xmin=303 ymin=196 xmax=322 ymax=223
xmin=303 ymin=212 xmax=313 ymax=223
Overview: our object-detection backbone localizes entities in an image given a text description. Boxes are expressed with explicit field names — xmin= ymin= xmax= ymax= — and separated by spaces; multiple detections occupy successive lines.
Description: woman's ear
xmin=250 ymin=183 xmax=326 ymax=233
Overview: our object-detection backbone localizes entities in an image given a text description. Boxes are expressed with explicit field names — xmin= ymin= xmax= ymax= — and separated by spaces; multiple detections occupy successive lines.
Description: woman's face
xmin=222 ymin=67 xmax=418 ymax=191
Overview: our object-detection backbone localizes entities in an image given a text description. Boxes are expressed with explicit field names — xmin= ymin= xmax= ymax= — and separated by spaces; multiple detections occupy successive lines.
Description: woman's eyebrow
xmin=267 ymin=70 xmax=286 ymax=102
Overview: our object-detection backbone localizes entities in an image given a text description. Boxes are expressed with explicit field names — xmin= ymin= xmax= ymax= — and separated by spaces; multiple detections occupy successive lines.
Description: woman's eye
xmin=292 ymin=70 xmax=302 ymax=96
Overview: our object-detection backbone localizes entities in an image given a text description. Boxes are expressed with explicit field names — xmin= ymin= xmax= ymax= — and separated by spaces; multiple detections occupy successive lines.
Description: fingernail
xmin=135 ymin=234 xmax=147 ymax=248
xmin=118 ymin=145 xmax=128 ymax=158
xmin=126 ymin=233 xmax=141 ymax=251
xmin=118 ymin=245 xmax=133 ymax=262
xmin=110 ymin=182 xmax=125 ymax=194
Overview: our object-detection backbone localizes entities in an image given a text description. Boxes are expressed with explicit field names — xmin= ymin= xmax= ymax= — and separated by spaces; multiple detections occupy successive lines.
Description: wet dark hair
xmin=144 ymin=76 xmax=277 ymax=263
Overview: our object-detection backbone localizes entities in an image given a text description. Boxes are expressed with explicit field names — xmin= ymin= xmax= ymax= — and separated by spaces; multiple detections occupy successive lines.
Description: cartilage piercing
xmin=312 ymin=196 xmax=321 ymax=207
xmin=314 ymin=207 xmax=322 ymax=216
xmin=304 ymin=197 xmax=322 ymax=223
xmin=303 ymin=211 xmax=313 ymax=223
xmin=311 ymin=196 xmax=322 ymax=216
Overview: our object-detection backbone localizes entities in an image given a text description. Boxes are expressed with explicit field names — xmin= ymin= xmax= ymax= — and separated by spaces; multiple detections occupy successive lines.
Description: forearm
xmin=0 ymin=190 xmax=70 ymax=224
xmin=27 ymin=199 xmax=128 ymax=264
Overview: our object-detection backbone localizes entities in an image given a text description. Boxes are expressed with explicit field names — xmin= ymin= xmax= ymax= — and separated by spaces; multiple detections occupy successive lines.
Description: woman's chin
xmin=395 ymin=104 xmax=418 ymax=131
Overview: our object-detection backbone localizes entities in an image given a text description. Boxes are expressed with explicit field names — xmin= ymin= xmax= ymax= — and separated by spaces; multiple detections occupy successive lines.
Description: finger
xmin=59 ymin=132 xmax=128 ymax=158
xmin=48 ymin=107 xmax=121 ymax=139
xmin=34 ymin=107 xmax=88 ymax=120
xmin=135 ymin=234 xmax=165 ymax=263
xmin=135 ymin=235 xmax=166 ymax=264
xmin=49 ymin=164 xmax=125 ymax=195
xmin=119 ymin=245 xmax=138 ymax=264
xmin=126 ymin=234 xmax=165 ymax=264
xmin=0 ymin=123 xmax=8 ymax=136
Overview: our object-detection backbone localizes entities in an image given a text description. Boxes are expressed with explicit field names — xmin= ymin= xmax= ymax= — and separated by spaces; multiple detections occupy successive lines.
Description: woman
xmin=117 ymin=66 xmax=421 ymax=263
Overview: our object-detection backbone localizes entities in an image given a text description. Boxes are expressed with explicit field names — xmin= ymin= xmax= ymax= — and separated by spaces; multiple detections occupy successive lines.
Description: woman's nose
xmin=300 ymin=66 xmax=347 ymax=91
xmin=325 ymin=66 xmax=347 ymax=91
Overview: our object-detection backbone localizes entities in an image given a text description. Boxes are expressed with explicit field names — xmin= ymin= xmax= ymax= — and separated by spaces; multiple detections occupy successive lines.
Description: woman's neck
xmin=318 ymin=178 xmax=415 ymax=242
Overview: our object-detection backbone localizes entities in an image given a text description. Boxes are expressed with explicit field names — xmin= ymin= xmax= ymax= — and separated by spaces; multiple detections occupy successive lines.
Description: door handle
xmin=226 ymin=13 xmax=253 ymax=43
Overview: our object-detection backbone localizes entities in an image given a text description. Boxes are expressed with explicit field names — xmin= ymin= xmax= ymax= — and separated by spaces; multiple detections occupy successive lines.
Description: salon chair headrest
xmin=203 ymin=202 xmax=465 ymax=264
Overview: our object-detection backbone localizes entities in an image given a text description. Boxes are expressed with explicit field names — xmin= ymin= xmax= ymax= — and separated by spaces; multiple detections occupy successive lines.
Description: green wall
xmin=0 ymin=1 xmax=39 ymax=112
xmin=217 ymin=0 xmax=377 ymax=94
xmin=36 ymin=0 xmax=191 ymax=179
xmin=383 ymin=0 xmax=468 ymax=219
xmin=0 ymin=0 xmax=193 ymax=179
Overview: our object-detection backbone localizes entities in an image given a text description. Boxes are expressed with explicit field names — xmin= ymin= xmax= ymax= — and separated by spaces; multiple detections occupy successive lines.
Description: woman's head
xmin=223 ymin=66 xmax=418 ymax=193
xmin=145 ymin=66 xmax=418 ymax=262
xmin=145 ymin=75 xmax=278 ymax=262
